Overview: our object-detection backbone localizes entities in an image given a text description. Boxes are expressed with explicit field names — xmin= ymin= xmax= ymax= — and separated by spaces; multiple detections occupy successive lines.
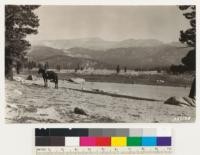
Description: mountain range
xmin=27 ymin=46 xmax=113 ymax=69
xmin=31 ymin=37 xmax=184 ymax=50
xmin=28 ymin=38 xmax=189 ymax=69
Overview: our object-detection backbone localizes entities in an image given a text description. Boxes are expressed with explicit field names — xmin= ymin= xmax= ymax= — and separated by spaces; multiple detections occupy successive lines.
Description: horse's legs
xmin=55 ymin=77 xmax=58 ymax=89
xmin=55 ymin=81 xmax=58 ymax=89
xmin=44 ymin=78 xmax=48 ymax=87
xmin=43 ymin=78 xmax=46 ymax=87
xmin=46 ymin=79 xmax=48 ymax=87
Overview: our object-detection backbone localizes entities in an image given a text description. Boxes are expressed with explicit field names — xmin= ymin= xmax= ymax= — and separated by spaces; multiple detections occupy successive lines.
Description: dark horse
xmin=38 ymin=68 xmax=58 ymax=89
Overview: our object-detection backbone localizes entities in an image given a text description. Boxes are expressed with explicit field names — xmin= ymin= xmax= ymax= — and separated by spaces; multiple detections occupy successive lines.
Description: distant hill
xmin=27 ymin=46 xmax=66 ymax=61
xmin=28 ymin=38 xmax=190 ymax=69
xmin=31 ymin=37 xmax=166 ymax=50
xmin=27 ymin=46 xmax=113 ymax=69
xmin=67 ymin=45 xmax=190 ymax=69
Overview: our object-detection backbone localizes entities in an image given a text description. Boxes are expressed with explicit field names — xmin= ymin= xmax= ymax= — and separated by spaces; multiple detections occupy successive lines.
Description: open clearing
xmin=5 ymin=74 xmax=195 ymax=123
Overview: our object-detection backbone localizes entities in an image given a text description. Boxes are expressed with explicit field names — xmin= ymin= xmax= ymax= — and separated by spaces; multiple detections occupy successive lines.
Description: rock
xmin=25 ymin=105 xmax=37 ymax=113
xmin=74 ymin=107 xmax=88 ymax=116
xmin=26 ymin=75 xmax=37 ymax=80
xmin=13 ymin=89 xmax=22 ymax=96
xmin=164 ymin=96 xmax=195 ymax=107
xmin=13 ymin=76 xmax=24 ymax=82
xmin=7 ymin=104 xmax=18 ymax=110
xmin=183 ymin=97 xmax=195 ymax=107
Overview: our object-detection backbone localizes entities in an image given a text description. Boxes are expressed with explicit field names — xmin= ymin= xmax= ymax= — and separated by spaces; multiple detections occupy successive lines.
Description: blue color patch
xmin=142 ymin=137 xmax=157 ymax=146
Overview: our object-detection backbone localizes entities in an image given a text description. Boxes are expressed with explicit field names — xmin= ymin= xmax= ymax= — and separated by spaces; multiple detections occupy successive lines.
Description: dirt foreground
xmin=5 ymin=76 xmax=195 ymax=123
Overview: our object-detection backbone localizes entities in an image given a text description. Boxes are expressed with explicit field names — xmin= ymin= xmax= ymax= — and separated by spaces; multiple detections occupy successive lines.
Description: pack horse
xmin=38 ymin=68 xmax=58 ymax=89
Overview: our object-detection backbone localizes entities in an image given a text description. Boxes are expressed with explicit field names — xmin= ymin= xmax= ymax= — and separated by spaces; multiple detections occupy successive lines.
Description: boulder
xmin=164 ymin=96 xmax=195 ymax=107
xmin=13 ymin=76 xmax=24 ymax=82
xmin=74 ymin=107 xmax=88 ymax=116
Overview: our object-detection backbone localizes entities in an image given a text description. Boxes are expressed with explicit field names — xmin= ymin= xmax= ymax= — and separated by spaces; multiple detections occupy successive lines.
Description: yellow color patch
xmin=111 ymin=137 xmax=127 ymax=146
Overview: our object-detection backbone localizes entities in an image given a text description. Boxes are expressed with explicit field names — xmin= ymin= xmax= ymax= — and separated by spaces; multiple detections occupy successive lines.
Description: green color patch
xmin=127 ymin=137 xmax=142 ymax=146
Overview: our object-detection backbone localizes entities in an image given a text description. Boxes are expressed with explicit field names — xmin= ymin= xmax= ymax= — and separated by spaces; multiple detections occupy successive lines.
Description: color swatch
xmin=111 ymin=137 xmax=127 ymax=146
xmin=35 ymin=128 xmax=172 ymax=147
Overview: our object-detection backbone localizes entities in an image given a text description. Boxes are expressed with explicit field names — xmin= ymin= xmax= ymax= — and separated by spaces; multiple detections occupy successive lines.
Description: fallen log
xmin=68 ymin=88 xmax=163 ymax=102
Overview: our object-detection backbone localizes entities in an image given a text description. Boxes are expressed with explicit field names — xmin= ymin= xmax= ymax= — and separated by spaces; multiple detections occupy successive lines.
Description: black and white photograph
xmin=5 ymin=5 xmax=196 ymax=123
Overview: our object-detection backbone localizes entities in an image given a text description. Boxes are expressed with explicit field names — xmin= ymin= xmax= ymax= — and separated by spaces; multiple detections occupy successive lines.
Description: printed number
xmin=173 ymin=116 xmax=191 ymax=121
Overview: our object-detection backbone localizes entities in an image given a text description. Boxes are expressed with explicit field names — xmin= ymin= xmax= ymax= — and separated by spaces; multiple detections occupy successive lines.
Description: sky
xmin=27 ymin=5 xmax=190 ymax=43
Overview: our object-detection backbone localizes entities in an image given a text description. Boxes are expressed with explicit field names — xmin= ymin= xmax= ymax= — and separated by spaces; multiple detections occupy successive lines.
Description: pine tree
xmin=5 ymin=5 xmax=40 ymax=79
xmin=116 ymin=65 xmax=120 ymax=74
xmin=179 ymin=5 xmax=196 ymax=98
xmin=124 ymin=66 xmax=127 ymax=73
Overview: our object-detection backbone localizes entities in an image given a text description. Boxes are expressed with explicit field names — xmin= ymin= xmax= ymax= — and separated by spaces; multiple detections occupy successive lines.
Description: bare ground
xmin=5 ymin=75 xmax=195 ymax=123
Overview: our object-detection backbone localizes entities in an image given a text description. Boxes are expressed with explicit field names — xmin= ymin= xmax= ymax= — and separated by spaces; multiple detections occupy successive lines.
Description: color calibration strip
xmin=34 ymin=128 xmax=172 ymax=155
xmin=35 ymin=128 xmax=172 ymax=147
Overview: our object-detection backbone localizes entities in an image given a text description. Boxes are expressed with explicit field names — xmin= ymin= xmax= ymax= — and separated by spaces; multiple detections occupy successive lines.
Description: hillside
xmin=27 ymin=46 xmax=66 ymax=61
xmin=67 ymin=45 xmax=190 ymax=69
xmin=28 ymin=38 xmax=190 ymax=69
xmin=27 ymin=46 xmax=112 ymax=69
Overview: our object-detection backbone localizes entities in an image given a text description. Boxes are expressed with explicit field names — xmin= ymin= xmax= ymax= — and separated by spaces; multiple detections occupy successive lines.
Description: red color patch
xmin=96 ymin=137 xmax=111 ymax=146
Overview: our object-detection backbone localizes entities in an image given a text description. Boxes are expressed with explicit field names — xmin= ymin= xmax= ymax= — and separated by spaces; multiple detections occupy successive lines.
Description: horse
xmin=38 ymin=68 xmax=58 ymax=89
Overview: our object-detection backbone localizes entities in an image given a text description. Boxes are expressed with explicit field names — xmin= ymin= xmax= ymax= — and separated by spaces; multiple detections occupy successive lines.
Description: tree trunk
xmin=189 ymin=77 xmax=195 ymax=99
xmin=16 ymin=62 xmax=21 ymax=74
xmin=5 ymin=61 xmax=13 ymax=80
